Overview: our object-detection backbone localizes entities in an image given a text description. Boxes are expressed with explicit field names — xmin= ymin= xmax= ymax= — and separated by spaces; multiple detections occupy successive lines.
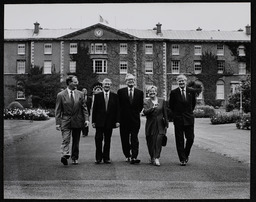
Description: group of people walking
xmin=55 ymin=73 xmax=196 ymax=167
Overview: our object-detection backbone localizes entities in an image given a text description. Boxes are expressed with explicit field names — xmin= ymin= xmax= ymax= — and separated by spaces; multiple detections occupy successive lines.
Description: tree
xmin=15 ymin=65 xmax=61 ymax=108
xmin=70 ymin=43 xmax=98 ymax=95
xmin=226 ymin=75 xmax=251 ymax=113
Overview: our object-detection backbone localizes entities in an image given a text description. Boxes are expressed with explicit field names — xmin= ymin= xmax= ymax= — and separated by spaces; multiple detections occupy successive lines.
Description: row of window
xmin=17 ymin=43 xmax=246 ymax=56
xmin=16 ymin=59 xmax=247 ymax=75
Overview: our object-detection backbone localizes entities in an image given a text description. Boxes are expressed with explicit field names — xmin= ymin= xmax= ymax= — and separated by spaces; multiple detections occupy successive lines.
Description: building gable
xmin=60 ymin=23 xmax=137 ymax=41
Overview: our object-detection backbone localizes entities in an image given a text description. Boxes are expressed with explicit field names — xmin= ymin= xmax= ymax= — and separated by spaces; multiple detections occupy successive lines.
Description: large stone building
xmin=4 ymin=22 xmax=251 ymax=108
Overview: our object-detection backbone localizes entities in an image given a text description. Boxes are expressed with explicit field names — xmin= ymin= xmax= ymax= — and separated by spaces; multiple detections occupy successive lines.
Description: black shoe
xmin=61 ymin=157 xmax=68 ymax=165
xmin=180 ymin=161 xmax=186 ymax=166
xmin=130 ymin=158 xmax=140 ymax=164
xmin=104 ymin=160 xmax=112 ymax=164
xmin=95 ymin=160 xmax=102 ymax=164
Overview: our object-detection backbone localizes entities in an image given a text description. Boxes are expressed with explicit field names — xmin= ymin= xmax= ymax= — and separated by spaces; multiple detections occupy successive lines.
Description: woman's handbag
xmin=162 ymin=134 xmax=167 ymax=147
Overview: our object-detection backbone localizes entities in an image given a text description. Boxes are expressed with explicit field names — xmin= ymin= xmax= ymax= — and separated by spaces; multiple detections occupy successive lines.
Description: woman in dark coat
xmin=143 ymin=85 xmax=169 ymax=166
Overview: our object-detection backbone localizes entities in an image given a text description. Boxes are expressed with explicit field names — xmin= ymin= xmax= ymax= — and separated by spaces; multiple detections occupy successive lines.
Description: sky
xmin=4 ymin=2 xmax=251 ymax=31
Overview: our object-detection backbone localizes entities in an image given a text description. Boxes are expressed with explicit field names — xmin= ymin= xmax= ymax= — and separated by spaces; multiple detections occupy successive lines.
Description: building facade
xmin=4 ymin=22 xmax=251 ymax=108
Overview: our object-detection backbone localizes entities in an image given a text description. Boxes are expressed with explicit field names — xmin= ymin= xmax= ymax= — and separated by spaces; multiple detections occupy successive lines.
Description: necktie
xmin=105 ymin=93 xmax=108 ymax=110
xmin=182 ymin=89 xmax=186 ymax=101
xmin=70 ymin=91 xmax=74 ymax=106
xmin=129 ymin=88 xmax=133 ymax=104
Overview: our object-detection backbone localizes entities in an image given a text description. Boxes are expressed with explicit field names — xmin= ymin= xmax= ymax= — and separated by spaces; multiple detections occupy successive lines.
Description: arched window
xmin=216 ymin=80 xmax=225 ymax=100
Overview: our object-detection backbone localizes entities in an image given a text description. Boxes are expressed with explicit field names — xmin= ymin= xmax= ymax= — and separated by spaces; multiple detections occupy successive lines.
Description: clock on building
xmin=94 ymin=29 xmax=103 ymax=37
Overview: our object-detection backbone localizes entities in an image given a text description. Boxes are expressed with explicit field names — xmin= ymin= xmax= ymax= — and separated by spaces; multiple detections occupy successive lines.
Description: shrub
xmin=210 ymin=112 xmax=240 ymax=124
xmin=7 ymin=101 xmax=24 ymax=109
xmin=194 ymin=105 xmax=215 ymax=118
xmin=4 ymin=108 xmax=50 ymax=121
xmin=236 ymin=114 xmax=251 ymax=130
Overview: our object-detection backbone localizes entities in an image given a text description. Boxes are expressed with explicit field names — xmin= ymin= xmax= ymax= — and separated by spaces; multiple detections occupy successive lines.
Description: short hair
xmin=176 ymin=74 xmax=187 ymax=82
xmin=82 ymin=88 xmax=87 ymax=94
xmin=147 ymin=85 xmax=157 ymax=92
xmin=125 ymin=73 xmax=135 ymax=81
xmin=66 ymin=75 xmax=77 ymax=85
xmin=102 ymin=78 xmax=112 ymax=84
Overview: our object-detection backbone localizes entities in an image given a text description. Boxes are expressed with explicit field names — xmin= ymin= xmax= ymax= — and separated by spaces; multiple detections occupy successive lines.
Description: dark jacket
xmin=117 ymin=87 xmax=144 ymax=128
xmin=169 ymin=87 xmax=196 ymax=126
xmin=92 ymin=91 xmax=120 ymax=129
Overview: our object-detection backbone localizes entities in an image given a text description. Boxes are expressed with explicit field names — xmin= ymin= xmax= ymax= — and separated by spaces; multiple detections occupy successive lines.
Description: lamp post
xmin=239 ymin=81 xmax=243 ymax=116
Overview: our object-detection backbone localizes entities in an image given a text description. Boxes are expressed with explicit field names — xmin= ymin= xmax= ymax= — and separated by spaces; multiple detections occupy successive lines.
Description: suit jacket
xmin=117 ymin=87 xmax=144 ymax=128
xmin=169 ymin=87 xmax=196 ymax=126
xmin=92 ymin=91 xmax=120 ymax=129
xmin=55 ymin=89 xmax=89 ymax=129
xmin=143 ymin=98 xmax=169 ymax=136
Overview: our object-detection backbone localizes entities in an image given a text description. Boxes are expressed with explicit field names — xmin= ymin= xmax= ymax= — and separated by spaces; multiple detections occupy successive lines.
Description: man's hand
xmin=92 ymin=123 xmax=96 ymax=128
xmin=56 ymin=125 xmax=61 ymax=131
xmin=84 ymin=121 xmax=90 ymax=127
xmin=115 ymin=122 xmax=120 ymax=128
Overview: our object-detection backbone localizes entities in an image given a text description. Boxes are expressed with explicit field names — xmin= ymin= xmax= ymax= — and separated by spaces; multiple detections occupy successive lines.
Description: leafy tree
xmin=70 ymin=43 xmax=98 ymax=95
xmin=226 ymin=75 xmax=251 ymax=113
xmin=15 ymin=65 xmax=61 ymax=108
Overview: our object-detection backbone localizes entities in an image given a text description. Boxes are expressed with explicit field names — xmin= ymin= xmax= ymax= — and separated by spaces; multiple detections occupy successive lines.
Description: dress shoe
xmin=61 ymin=157 xmax=68 ymax=165
xmin=95 ymin=160 xmax=101 ymax=164
xmin=185 ymin=157 xmax=189 ymax=163
xmin=72 ymin=159 xmax=78 ymax=165
xmin=149 ymin=158 xmax=155 ymax=164
xmin=125 ymin=157 xmax=131 ymax=162
xmin=180 ymin=161 xmax=186 ymax=166
xmin=154 ymin=158 xmax=160 ymax=166
xmin=130 ymin=158 xmax=140 ymax=164
xmin=104 ymin=160 xmax=112 ymax=164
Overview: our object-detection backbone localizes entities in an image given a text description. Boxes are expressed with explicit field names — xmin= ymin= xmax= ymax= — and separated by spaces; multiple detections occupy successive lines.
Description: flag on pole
xmin=99 ymin=15 xmax=104 ymax=22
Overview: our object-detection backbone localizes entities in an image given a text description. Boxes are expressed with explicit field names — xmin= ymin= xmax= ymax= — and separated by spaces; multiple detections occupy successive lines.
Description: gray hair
xmin=147 ymin=85 xmax=157 ymax=92
xmin=176 ymin=74 xmax=187 ymax=82
xmin=102 ymin=78 xmax=112 ymax=84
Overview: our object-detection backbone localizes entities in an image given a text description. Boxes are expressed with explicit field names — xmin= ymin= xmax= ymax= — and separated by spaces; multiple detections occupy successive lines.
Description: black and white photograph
xmin=3 ymin=1 xmax=253 ymax=200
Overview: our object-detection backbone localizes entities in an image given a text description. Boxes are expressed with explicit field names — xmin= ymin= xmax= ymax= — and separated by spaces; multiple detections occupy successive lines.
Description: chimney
xmin=156 ymin=23 xmax=162 ymax=35
xmin=196 ymin=27 xmax=202 ymax=31
xmin=245 ymin=25 xmax=251 ymax=35
xmin=34 ymin=22 xmax=40 ymax=34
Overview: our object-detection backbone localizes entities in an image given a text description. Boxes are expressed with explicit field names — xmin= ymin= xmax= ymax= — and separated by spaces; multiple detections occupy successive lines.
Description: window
xmin=145 ymin=61 xmax=153 ymax=74
xmin=217 ymin=60 xmax=225 ymax=74
xmin=216 ymin=80 xmax=224 ymax=99
xmin=194 ymin=45 xmax=202 ymax=55
xmin=93 ymin=59 xmax=107 ymax=73
xmin=194 ymin=61 xmax=202 ymax=74
xmin=217 ymin=45 xmax=224 ymax=56
xmin=17 ymin=61 xmax=26 ymax=74
xmin=16 ymin=91 xmax=25 ymax=99
xmin=120 ymin=61 xmax=128 ymax=74
xmin=44 ymin=44 xmax=52 ymax=54
xmin=44 ymin=61 xmax=52 ymax=74
xmin=145 ymin=44 xmax=153 ymax=54
xmin=70 ymin=43 xmax=77 ymax=54
xmin=172 ymin=44 xmax=179 ymax=55
xmin=171 ymin=60 xmax=180 ymax=74
xmin=91 ymin=43 xmax=107 ymax=54
xmin=120 ymin=43 xmax=128 ymax=54
xmin=18 ymin=44 xmax=25 ymax=55
xmin=238 ymin=45 xmax=245 ymax=56
xmin=69 ymin=61 xmax=76 ymax=73
xmin=238 ymin=62 xmax=246 ymax=74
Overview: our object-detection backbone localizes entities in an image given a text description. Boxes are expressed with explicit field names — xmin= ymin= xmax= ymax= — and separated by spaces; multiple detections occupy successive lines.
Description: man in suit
xmin=55 ymin=75 xmax=89 ymax=165
xmin=92 ymin=78 xmax=120 ymax=164
xmin=117 ymin=74 xmax=144 ymax=164
xmin=81 ymin=88 xmax=92 ymax=137
xmin=169 ymin=74 xmax=196 ymax=166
